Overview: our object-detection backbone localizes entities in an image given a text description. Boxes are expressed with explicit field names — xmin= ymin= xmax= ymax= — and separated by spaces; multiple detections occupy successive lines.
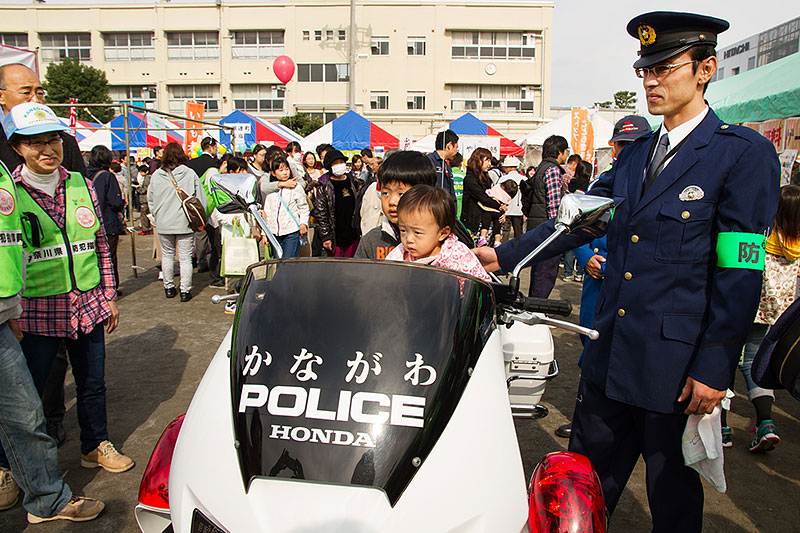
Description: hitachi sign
xmin=238 ymin=384 xmax=426 ymax=428
xmin=723 ymin=42 xmax=750 ymax=59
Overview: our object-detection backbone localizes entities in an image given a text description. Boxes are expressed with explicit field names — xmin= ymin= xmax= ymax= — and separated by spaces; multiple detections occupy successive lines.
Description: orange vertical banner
xmin=570 ymin=108 xmax=594 ymax=163
xmin=184 ymin=101 xmax=205 ymax=156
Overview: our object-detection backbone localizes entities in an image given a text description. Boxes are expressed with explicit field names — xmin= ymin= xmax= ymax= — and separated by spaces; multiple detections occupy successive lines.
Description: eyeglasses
xmin=634 ymin=60 xmax=696 ymax=79
xmin=20 ymin=137 xmax=62 ymax=150
xmin=0 ymin=87 xmax=47 ymax=99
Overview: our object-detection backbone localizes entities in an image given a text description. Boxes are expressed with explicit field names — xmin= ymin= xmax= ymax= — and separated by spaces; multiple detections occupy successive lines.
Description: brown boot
xmin=80 ymin=440 xmax=134 ymax=473
xmin=27 ymin=496 xmax=104 ymax=523
xmin=0 ymin=469 xmax=19 ymax=511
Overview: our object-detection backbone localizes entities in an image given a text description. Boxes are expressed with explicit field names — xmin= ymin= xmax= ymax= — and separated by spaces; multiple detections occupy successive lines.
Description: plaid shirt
xmin=13 ymin=166 xmax=116 ymax=339
xmin=544 ymin=165 xmax=563 ymax=219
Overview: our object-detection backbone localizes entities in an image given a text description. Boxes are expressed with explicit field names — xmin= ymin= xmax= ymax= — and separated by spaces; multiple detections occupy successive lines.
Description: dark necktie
xmin=645 ymin=133 xmax=670 ymax=187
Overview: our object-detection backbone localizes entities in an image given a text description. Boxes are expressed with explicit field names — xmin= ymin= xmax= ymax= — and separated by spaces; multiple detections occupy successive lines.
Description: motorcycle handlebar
xmin=522 ymin=297 xmax=572 ymax=317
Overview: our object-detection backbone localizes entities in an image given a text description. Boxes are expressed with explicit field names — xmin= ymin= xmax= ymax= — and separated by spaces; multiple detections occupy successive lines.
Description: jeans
xmin=277 ymin=231 xmax=300 ymax=259
xmin=20 ymin=324 xmax=110 ymax=455
xmin=740 ymin=322 xmax=773 ymax=401
xmin=564 ymin=249 xmax=576 ymax=277
xmin=0 ymin=323 xmax=71 ymax=518
xmin=159 ymin=233 xmax=194 ymax=292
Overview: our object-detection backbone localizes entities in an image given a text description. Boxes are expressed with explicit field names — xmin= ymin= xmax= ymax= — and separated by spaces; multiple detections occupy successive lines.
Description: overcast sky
xmin=550 ymin=2 xmax=799 ymax=114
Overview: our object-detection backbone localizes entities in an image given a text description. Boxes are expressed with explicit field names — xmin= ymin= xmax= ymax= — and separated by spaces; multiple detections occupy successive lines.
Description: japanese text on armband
xmin=716 ymin=232 xmax=766 ymax=270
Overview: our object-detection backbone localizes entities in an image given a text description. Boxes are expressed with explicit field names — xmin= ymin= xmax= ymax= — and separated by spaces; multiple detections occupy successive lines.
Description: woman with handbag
xmin=148 ymin=143 xmax=207 ymax=302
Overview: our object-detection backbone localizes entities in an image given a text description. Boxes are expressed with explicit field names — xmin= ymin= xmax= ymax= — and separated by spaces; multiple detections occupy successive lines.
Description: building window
xmin=408 ymin=37 xmax=426 ymax=56
xmin=407 ymin=92 xmax=426 ymax=110
xmin=166 ymin=32 xmax=219 ymax=61
xmin=451 ymin=31 xmax=537 ymax=60
xmin=747 ymin=56 xmax=756 ymax=71
xmin=338 ymin=30 xmax=346 ymax=41
xmin=326 ymin=30 xmax=334 ymax=41
xmin=168 ymin=85 xmax=220 ymax=114
xmin=297 ymin=63 xmax=349 ymax=82
xmin=758 ymin=17 xmax=800 ymax=66
xmin=717 ymin=67 xmax=725 ymax=80
xmin=731 ymin=66 xmax=740 ymax=76
xmin=103 ymin=33 xmax=155 ymax=62
xmin=231 ymin=31 xmax=285 ymax=60
xmin=370 ymin=92 xmax=389 ymax=110
xmin=371 ymin=36 xmax=389 ymax=55
xmin=308 ymin=112 xmax=338 ymax=124
xmin=232 ymin=84 xmax=285 ymax=113
xmin=40 ymin=33 xmax=91 ymax=63
xmin=109 ymin=85 xmax=158 ymax=108
xmin=315 ymin=30 xmax=322 ymax=41
xmin=450 ymin=84 xmax=536 ymax=113
xmin=0 ymin=33 xmax=28 ymax=48
xmin=303 ymin=30 xmax=310 ymax=41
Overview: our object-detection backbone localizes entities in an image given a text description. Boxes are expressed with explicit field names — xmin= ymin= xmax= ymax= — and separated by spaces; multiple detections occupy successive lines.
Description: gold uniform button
xmin=631 ymin=235 xmax=639 ymax=243
xmin=618 ymin=308 xmax=626 ymax=317
xmin=593 ymin=248 xmax=599 ymax=253
xmin=721 ymin=124 xmax=729 ymax=130
xmin=681 ymin=211 xmax=690 ymax=220
xmin=624 ymin=272 xmax=632 ymax=280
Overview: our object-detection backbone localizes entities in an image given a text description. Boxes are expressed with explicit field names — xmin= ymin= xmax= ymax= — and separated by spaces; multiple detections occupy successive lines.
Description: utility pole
xmin=348 ymin=0 xmax=356 ymax=110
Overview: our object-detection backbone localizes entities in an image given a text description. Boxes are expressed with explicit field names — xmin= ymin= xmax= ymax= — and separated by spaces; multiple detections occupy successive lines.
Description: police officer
xmin=475 ymin=12 xmax=780 ymax=531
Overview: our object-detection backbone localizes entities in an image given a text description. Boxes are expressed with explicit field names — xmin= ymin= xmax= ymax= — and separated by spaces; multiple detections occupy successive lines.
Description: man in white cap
xmin=499 ymin=156 xmax=525 ymax=241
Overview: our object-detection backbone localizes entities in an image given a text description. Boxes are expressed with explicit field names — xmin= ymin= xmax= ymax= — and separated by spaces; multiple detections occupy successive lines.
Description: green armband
xmin=716 ymin=232 xmax=766 ymax=270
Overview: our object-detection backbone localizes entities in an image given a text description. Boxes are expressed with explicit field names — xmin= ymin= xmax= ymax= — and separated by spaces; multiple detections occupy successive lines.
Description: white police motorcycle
xmin=134 ymin=172 xmax=613 ymax=533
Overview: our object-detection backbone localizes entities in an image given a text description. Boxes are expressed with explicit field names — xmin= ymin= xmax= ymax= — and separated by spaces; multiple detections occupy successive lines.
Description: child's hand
xmin=299 ymin=224 xmax=308 ymax=236
xmin=323 ymin=239 xmax=333 ymax=252
xmin=279 ymin=179 xmax=298 ymax=189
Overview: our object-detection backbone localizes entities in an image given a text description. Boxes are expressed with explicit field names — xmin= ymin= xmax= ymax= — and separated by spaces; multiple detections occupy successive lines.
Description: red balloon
xmin=273 ymin=56 xmax=295 ymax=84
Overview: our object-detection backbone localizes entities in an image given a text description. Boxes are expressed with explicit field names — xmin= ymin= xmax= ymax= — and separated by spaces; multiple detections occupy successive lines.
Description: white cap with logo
xmin=2 ymin=102 xmax=66 ymax=139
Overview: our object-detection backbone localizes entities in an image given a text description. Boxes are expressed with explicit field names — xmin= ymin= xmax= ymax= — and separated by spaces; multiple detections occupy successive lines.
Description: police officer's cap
xmin=627 ymin=11 xmax=729 ymax=68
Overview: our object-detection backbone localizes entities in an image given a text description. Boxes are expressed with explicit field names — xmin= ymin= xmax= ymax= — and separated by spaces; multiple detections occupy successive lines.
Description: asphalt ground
xmin=1 ymin=232 xmax=799 ymax=532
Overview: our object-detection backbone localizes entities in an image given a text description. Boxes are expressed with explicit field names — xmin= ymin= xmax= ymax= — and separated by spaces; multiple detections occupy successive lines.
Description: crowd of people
xmin=0 ymin=9 xmax=796 ymax=530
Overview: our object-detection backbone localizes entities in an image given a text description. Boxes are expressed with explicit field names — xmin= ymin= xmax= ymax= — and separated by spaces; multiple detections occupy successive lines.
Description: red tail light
xmin=137 ymin=414 xmax=185 ymax=510
xmin=528 ymin=451 xmax=606 ymax=533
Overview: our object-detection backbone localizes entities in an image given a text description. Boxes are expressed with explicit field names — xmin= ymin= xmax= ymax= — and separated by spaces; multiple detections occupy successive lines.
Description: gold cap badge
xmin=638 ymin=24 xmax=657 ymax=46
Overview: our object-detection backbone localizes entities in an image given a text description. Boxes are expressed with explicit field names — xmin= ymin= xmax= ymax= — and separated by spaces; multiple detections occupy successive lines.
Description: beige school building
xmin=1 ymin=0 xmax=553 ymax=139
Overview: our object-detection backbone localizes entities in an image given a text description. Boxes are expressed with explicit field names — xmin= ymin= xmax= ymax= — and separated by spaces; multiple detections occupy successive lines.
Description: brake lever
xmin=501 ymin=310 xmax=599 ymax=341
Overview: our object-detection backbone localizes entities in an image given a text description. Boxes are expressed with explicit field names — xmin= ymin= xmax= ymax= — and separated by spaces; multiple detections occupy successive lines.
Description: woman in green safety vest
xmin=0 ymin=102 xmax=133 ymax=475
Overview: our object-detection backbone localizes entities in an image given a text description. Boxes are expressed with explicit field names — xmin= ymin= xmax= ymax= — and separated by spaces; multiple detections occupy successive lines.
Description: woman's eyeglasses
xmin=21 ymin=137 xmax=62 ymax=150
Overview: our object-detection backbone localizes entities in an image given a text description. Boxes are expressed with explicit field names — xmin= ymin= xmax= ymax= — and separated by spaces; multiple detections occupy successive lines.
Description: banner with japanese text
xmin=68 ymin=98 xmax=77 ymax=137
xmin=761 ymin=119 xmax=784 ymax=153
xmin=571 ymin=108 xmax=594 ymax=162
xmin=183 ymin=101 xmax=205 ymax=156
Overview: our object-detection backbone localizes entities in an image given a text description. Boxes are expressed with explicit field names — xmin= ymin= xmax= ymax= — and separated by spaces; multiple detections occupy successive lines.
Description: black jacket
xmin=310 ymin=172 xmax=360 ymax=254
xmin=521 ymin=157 xmax=562 ymax=226
xmin=186 ymin=152 xmax=217 ymax=178
xmin=87 ymin=166 xmax=126 ymax=235
xmin=459 ymin=168 xmax=501 ymax=232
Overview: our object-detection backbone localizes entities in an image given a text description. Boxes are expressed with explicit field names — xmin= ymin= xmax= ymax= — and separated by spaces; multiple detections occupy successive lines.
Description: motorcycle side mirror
xmin=555 ymin=194 xmax=615 ymax=238
xmin=208 ymin=172 xmax=285 ymax=259
xmin=508 ymin=194 xmax=615 ymax=295
xmin=209 ymin=172 xmax=260 ymax=211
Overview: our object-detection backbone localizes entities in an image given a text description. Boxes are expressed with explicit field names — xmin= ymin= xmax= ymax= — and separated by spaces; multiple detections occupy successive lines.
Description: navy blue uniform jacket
xmin=496 ymin=109 xmax=780 ymax=413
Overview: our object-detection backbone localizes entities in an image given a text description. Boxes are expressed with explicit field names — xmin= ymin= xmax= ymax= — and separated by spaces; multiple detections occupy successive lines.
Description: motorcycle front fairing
xmin=168 ymin=259 xmax=530 ymax=532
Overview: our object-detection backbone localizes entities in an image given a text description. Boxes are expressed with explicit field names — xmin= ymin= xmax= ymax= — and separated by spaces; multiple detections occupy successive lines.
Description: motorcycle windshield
xmin=231 ymin=259 xmax=495 ymax=506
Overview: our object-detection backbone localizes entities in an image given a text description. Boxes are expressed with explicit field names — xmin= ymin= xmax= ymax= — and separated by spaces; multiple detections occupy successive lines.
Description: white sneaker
xmin=158 ymin=271 xmax=163 ymax=280
xmin=224 ymin=301 xmax=237 ymax=315
xmin=0 ymin=469 xmax=19 ymax=511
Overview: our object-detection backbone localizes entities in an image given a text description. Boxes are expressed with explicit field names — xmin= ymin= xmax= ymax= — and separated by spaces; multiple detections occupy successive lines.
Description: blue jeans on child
xmin=278 ymin=231 xmax=301 ymax=258
xmin=0 ymin=322 xmax=72 ymax=518
xmin=740 ymin=322 xmax=773 ymax=400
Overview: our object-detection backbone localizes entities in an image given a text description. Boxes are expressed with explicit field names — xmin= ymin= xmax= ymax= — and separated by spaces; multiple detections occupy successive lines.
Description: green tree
xmin=281 ymin=113 xmax=323 ymax=137
xmin=613 ymin=90 xmax=638 ymax=109
xmin=42 ymin=58 xmax=114 ymax=122
xmin=594 ymin=101 xmax=613 ymax=109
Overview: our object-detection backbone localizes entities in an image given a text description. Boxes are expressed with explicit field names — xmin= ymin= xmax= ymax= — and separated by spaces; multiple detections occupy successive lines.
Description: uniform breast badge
xmin=679 ymin=185 xmax=704 ymax=201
